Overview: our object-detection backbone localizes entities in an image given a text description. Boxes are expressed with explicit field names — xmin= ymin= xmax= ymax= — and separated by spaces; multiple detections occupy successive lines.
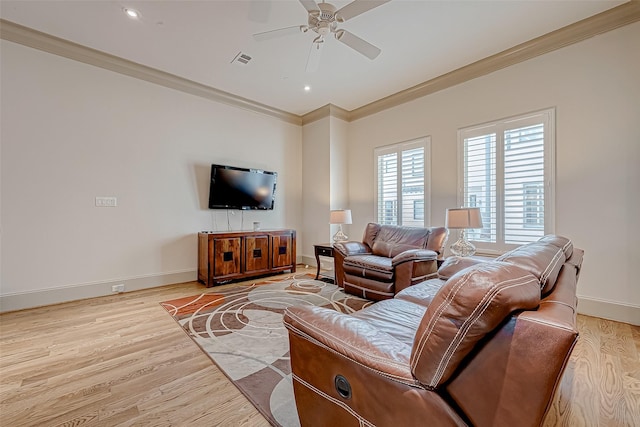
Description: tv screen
xmin=208 ymin=164 xmax=277 ymax=210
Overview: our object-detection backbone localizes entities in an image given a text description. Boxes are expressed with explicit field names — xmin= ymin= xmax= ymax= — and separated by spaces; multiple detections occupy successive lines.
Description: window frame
xmin=457 ymin=108 xmax=555 ymax=254
xmin=374 ymin=137 xmax=431 ymax=227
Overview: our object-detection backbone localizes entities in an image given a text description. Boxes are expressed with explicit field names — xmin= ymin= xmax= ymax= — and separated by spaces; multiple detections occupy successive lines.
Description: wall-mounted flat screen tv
xmin=208 ymin=164 xmax=277 ymax=210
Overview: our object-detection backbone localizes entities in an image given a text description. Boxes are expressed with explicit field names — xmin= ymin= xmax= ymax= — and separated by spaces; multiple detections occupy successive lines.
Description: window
xmin=375 ymin=138 xmax=431 ymax=227
xmin=458 ymin=109 xmax=555 ymax=252
xmin=523 ymin=182 xmax=544 ymax=228
xmin=414 ymin=200 xmax=424 ymax=221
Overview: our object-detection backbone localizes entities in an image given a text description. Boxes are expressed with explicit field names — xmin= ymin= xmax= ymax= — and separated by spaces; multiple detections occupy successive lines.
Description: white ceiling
xmin=0 ymin=0 xmax=627 ymax=116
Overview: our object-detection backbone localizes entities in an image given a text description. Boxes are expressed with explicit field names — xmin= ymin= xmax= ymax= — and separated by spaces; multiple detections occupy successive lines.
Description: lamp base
xmin=332 ymin=225 xmax=348 ymax=243
xmin=450 ymin=230 xmax=476 ymax=257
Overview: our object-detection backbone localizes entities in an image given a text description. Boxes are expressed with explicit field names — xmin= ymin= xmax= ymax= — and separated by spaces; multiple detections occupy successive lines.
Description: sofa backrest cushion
xmin=538 ymin=235 xmax=573 ymax=259
xmin=425 ymin=227 xmax=448 ymax=257
xmin=410 ymin=261 xmax=541 ymax=389
xmin=437 ymin=256 xmax=486 ymax=280
xmin=371 ymin=225 xmax=431 ymax=258
xmin=496 ymin=235 xmax=572 ymax=295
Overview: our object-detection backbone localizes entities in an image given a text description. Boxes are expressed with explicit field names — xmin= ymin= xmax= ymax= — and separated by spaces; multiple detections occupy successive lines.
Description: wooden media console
xmin=197 ymin=229 xmax=296 ymax=287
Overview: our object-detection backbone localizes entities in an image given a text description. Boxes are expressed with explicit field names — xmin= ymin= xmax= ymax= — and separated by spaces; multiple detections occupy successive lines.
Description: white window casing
xmin=457 ymin=108 xmax=555 ymax=254
xmin=374 ymin=138 xmax=431 ymax=227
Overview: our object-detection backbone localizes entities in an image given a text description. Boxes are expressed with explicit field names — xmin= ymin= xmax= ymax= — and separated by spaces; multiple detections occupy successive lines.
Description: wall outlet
xmin=112 ymin=284 xmax=125 ymax=293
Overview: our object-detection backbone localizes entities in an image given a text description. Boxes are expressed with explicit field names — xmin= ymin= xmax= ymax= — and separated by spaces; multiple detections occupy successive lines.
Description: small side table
xmin=314 ymin=243 xmax=335 ymax=282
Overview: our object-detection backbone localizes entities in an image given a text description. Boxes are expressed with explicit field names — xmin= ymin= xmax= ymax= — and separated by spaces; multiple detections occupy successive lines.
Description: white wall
xmin=2 ymin=22 xmax=638 ymax=324
xmin=300 ymin=116 xmax=350 ymax=266
xmin=347 ymin=22 xmax=640 ymax=324
xmin=0 ymin=40 xmax=302 ymax=311
xmin=301 ymin=117 xmax=330 ymax=263
xmin=329 ymin=117 xmax=351 ymax=239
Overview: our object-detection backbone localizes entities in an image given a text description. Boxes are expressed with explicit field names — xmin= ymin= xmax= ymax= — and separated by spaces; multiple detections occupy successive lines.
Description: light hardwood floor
xmin=1 ymin=268 xmax=638 ymax=426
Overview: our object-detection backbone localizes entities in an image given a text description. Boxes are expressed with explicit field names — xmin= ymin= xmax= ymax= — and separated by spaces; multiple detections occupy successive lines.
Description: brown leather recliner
xmin=333 ymin=223 xmax=448 ymax=301
xmin=284 ymin=235 xmax=583 ymax=427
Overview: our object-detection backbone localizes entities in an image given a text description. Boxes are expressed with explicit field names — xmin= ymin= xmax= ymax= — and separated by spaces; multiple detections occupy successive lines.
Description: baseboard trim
xmin=0 ymin=270 xmax=197 ymax=313
xmin=3 ymin=271 xmax=637 ymax=325
xmin=577 ymin=295 xmax=639 ymax=326
xmin=301 ymin=255 xmax=317 ymax=268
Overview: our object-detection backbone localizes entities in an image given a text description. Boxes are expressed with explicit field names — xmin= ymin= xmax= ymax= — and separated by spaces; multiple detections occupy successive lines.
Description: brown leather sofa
xmin=333 ymin=223 xmax=448 ymax=301
xmin=284 ymin=235 xmax=583 ymax=427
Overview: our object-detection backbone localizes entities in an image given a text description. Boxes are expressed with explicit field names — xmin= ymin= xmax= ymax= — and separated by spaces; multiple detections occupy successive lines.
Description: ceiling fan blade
xmin=306 ymin=40 xmax=324 ymax=72
xmin=335 ymin=30 xmax=381 ymax=60
xmin=298 ymin=0 xmax=319 ymax=14
xmin=253 ymin=25 xmax=303 ymax=41
xmin=335 ymin=0 xmax=390 ymax=22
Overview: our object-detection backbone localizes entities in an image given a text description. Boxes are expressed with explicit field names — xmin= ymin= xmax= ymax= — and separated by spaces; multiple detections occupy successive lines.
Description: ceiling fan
xmin=253 ymin=0 xmax=390 ymax=72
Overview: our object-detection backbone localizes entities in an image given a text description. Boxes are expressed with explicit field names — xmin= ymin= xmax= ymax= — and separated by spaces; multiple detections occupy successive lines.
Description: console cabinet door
xmin=198 ymin=233 xmax=209 ymax=284
xmin=245 ymin=235 xmax=269 ymax=273
xmin=213 ymin=237 xmax=242 ymax=278
xmin=272 ymin=233 xmax=292 ymax=268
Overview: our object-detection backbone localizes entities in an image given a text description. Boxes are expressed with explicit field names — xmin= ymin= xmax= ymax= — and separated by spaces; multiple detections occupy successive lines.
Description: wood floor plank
xmin=1 ymin=268 xmax=638 ymax=426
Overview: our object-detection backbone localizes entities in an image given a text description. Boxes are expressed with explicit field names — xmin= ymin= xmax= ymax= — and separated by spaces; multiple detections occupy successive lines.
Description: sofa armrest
xmin=391 ymin=249 xmax=437 ymax=267
xmin=333 ymin=242 xmax=371 ymax=288
xmin=333 ymin=241 xmax=371 ymax=257
xmin=284 ymin=306 xmax=415 ymax=384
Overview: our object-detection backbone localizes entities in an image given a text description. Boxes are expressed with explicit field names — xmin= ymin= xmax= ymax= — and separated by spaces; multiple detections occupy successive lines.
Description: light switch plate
xmin=95 ymin=196 xmax=117 ymax=207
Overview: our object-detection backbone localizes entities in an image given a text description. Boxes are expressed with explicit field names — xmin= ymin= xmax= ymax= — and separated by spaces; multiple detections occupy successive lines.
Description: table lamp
xmin=445 ymin=207 xmax=483 ymax=257
xmin=330 ymin=209 xmax=352 ymax=242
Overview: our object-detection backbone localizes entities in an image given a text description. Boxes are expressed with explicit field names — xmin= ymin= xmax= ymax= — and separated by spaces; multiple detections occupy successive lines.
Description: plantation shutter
xmin=463 ymin=132 xmax=497 ymax=243
xmin=459 ymin=109 xmax=554 ymax=252
xmin=375 ymin=138 xmax=430 ymax=227
xmin=377 ymin=151 xmax=398 ymax=225
xmin=504 ymin=123 xmax=545 ymax=244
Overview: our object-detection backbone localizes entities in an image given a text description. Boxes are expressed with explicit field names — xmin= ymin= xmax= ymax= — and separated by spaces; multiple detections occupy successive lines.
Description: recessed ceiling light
xmin=124 ymin=8 xmax=140 ymax=19
xmin=304 ymin=85 xmax=311 ymax=92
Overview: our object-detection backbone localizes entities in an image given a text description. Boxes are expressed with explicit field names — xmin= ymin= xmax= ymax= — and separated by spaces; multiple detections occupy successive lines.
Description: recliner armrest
xmin=284 ymin=306 xmax=415 ymax=384
xmin=391 ymin=249 xmax=437 ymax=267
xmin=333 ymin=241 xmax=371 ymax=257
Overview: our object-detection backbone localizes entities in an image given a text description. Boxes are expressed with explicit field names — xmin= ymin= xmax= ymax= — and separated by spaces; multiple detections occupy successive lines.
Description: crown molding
xmin=0 ymin=19 xmax=302 ymax=126
xmin=301 ymin=104 xmax=350 ymax=125
xmin=347 ymin=1 xmax=640 ymax=121
xmin=3 ymin=1 xmax=639 ymax=126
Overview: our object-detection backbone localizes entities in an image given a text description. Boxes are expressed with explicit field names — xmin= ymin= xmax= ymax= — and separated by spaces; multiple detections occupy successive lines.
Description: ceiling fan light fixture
xmin=317 ymin=22 xmax=330 ymax=36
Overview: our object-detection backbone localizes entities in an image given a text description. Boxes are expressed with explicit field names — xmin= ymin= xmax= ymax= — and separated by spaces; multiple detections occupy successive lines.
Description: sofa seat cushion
xmin=410 ymin=261 xmax=541 ymax=389
xmin=343 ymin=254 xmax=394 ymax=282
xmin=353 ymin=299 xmax=427 ymax=346
xmin=395 ymin=278 xmax=446 ymax=307
xmin=343 ymin=276 xmax=395 ymax=300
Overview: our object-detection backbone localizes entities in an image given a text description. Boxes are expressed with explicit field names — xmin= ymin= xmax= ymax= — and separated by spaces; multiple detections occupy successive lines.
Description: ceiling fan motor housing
xmin=309 ymin=2 xmax=339 ymax=36
xmin=318 ymin=2 xmax=338 ymax=21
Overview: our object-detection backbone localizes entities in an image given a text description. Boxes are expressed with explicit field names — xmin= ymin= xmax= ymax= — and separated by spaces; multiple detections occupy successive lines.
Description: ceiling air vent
xmin=231 ymin=52 xmax=252 ymax=66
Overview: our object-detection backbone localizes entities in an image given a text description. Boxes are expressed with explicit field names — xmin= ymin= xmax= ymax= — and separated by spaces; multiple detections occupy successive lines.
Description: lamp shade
xmin=330 ymin=209 xmax=352 ymax=225
xmin=445 ymin=207 xmax=483 ymax=229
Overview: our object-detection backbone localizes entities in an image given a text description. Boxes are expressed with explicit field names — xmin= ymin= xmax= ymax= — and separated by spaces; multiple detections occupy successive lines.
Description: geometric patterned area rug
xmin=160 ymin=273 xmax=373 ymax=427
